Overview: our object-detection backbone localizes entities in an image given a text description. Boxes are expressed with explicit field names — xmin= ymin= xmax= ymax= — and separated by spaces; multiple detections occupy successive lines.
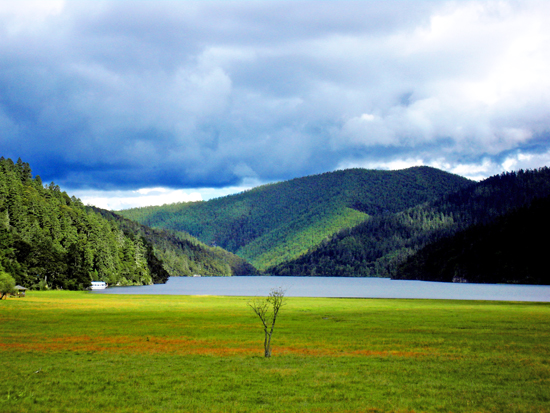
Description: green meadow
xmin=1 ymin=291 xmax=549 ymax=413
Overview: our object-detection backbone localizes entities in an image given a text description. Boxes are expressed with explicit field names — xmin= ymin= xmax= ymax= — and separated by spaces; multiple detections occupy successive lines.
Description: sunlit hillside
xmin=119 ymin=167 xmax=472 ymax=270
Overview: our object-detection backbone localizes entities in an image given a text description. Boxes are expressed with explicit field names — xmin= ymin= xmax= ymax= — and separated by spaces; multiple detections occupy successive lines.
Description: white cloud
xmin=1 ymin=1 xmax=550 ymax=192
xmin=360 ymin=114 xmax=376 ymax=122
xmin=73 ymin=178 xmax=267 ymax=210
xmin=335 ymin=0 xmax=550 ymax=160
xmin=0 ymin=0 xmax=65 ymax=36
xmin=77 ymin=188 xmax=203 ymax=211
xmin=338 ymin=148 xmax=550 ymax=183
xmin=0 ymin=1 xmax=65 ymax=20
xmin=338 ymin=158 xmax=426 ymax=173
xmin=501 ymin=150 xmax=550 ymax=173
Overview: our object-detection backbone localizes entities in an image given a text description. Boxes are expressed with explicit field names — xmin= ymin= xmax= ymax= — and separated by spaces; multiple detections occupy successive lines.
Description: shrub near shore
xmin=1 ymin=291 xmax=549 ymax=412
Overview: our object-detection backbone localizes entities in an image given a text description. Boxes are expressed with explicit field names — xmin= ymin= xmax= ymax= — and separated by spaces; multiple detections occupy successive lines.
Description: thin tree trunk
xmin=265 ymin=331 xmax=272 ymax=357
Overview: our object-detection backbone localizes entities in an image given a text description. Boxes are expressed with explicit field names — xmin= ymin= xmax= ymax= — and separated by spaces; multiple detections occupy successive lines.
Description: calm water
xmin=92 ymin=276 xmax=550 ymax=302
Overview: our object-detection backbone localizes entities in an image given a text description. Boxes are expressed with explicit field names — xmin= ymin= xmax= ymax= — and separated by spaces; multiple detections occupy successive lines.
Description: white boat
xmin=90 ymin=281 xmax=107 ymax=290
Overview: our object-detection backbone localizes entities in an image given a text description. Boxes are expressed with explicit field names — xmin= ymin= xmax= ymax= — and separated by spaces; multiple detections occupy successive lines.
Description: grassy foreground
xmin=1 ymin=291 xmax=549 ymax=413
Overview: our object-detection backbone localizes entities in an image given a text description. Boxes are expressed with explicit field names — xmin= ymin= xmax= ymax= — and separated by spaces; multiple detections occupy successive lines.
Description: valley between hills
xmin=120 ymin=164 xmax=550 ymax=285
xmin=2 ymin=156 xmax=550 ymax=290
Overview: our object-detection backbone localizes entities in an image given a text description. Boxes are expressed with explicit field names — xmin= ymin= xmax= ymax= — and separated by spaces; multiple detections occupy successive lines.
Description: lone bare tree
xmin=249 ymin=287 xmax=286 ymax=358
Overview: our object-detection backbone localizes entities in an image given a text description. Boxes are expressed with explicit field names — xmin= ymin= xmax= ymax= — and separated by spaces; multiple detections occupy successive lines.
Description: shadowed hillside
xmin=394 ymin=194 xmax=550 ymax=284
xmin=270 ymin=167 xmax=550 ymax=281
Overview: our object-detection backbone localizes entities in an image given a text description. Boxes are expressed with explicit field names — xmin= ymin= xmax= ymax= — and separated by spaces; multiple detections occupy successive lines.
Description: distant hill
xmin=119 ymin=167 xmax=473 ymax=270
xmin=93 ymin=208 xmax=258 ymax=277
xmin=271 ymin=167 xmax=550 ymax=282
xmin=0 ymin=157 xmax=255 ymax=290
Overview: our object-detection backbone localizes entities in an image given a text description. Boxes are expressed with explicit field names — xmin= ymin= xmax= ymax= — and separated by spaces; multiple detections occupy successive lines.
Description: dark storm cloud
xmin=1 ymin=0 xmax=550 ymax=197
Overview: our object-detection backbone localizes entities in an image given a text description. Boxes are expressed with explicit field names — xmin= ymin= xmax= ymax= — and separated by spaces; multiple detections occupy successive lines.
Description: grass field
xmin=1 ymin=291 xmax=549 ymax=412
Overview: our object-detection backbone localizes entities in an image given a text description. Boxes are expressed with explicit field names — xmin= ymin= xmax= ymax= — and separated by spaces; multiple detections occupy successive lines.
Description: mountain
xmin=6 ymin=156 xmax=543 ymax=286
xmin=92 ymin=208 xmax=258 ymax=277
xmin=394 ymin=194 xmax=550 ymax=284
xmin=119 ymin=167 xmax=473 ymax=270
xmin=271 ymin=167 xmax=550 ymax=281
xmin=0 ymin=157 xmax=255 ymax=290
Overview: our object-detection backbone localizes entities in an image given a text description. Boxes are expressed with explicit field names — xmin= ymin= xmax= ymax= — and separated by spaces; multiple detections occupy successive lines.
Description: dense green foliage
xmin=93 ymin=208 xmax=258 ymax=277
xmin=120 ymin=167 xmax=472 ymax=270
xmin=395 ymin=194 xmax=550 ymax=284
xmin=0 ymin=270 xmax=16 ymax=298
xmin=0 ymin=157 xmax=254 ymax=290
xmin=2 ymin=292 xmax=549 ymax=412
xmin=271 ymin=167 xmax=550 ymax=282
xmin=0 ymin=157 xmax=168 ymax=289
xmin=237 ymin=206 xmax=367 ymax=270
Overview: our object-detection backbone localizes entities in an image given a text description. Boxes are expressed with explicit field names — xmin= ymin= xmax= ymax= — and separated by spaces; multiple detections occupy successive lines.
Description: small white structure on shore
xmin=90 ymin=281 xmax=107 ymax=290
xmin=13 ymin=285 xmax=27 ymax=297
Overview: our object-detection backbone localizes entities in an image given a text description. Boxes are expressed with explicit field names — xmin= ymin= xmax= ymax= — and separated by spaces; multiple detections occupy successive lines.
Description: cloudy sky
xmin=1 ymin=1 xmax=549 ymax=209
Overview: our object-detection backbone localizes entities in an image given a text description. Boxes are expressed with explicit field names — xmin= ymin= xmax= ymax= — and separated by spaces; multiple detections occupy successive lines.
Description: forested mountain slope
xmin=270 ymin=167 xmax=550 ymax=280
xmin=394 ymin=194 xmax=550 ymax=284
xmin=0 ymin=157 xmax=165 ymax=289
xmin=93 ymin=208 xmax=258 ymax=277
xmin=119 ymin=167 xmax=472 ymax=270
xmin=0 ymin=157 xmax=254 ymax=290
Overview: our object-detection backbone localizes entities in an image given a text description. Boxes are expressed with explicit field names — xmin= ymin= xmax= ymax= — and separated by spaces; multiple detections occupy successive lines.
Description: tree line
xmin=270 ymin=167 xmax=550 ymax=284
xmin=394 ymin=194 xmax=550 ymax=284
xmin=0 ymin=157 xmax=256 ymax=290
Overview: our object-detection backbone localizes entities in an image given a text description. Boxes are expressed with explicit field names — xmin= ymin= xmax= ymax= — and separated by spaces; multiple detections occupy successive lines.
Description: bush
xmin=0 ymin=271 xmax=16 ymax=299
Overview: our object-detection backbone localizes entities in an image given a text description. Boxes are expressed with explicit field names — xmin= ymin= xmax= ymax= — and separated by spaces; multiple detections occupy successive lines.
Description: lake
xmin=92 ymin=276 xmax=550 ymax=302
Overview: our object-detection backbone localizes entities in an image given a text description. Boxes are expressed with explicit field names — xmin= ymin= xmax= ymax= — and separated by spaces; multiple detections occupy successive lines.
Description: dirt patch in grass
xmin=0 ymin=336 xmax=434 ymax=358
xmin=0 ymin=335 xmax=255 ymax=355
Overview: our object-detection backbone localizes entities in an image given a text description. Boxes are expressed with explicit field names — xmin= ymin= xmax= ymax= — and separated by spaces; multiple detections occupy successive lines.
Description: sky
xmin=1 ymin=0 xmax=550 ymax=210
